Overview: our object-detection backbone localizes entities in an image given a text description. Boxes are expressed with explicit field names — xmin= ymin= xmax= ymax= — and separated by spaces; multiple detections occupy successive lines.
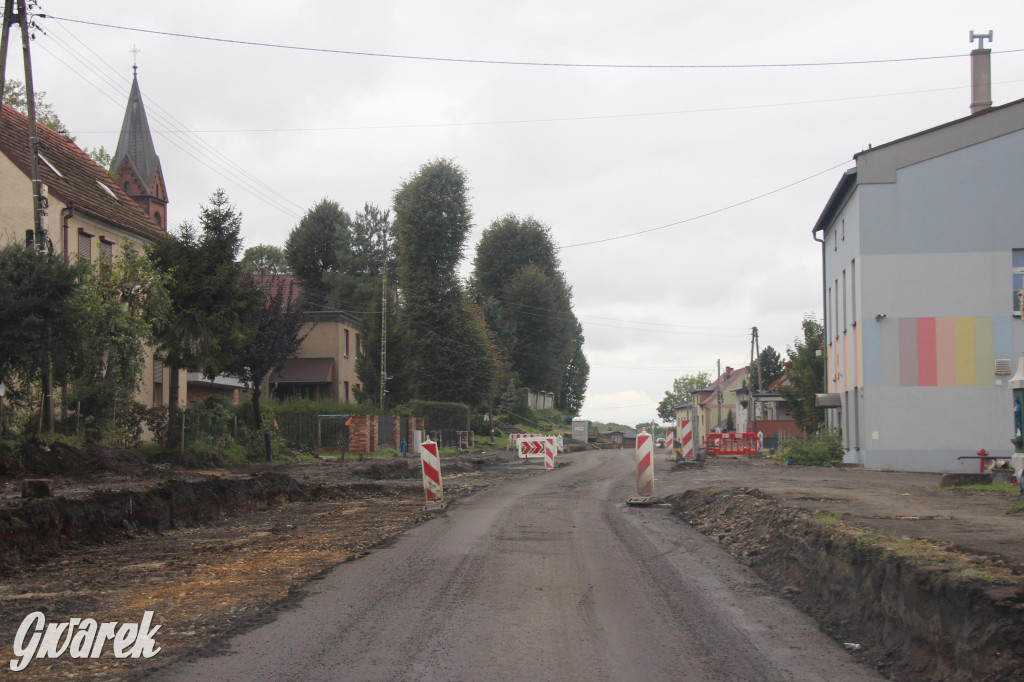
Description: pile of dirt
xmin=669 ymin=487 xmax=1024 ymax=681
xmin=0 ymin=440 xmax=148 ymax=478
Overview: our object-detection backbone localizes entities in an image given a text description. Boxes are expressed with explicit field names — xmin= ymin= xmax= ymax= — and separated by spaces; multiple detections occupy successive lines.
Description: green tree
xmin=656 ymin=372 xmax=711 ymax=423
xmin=392 ymin=158 xmax=496 ymax=404
xmin=470 ymin=214 xmax=562 ymax=300
xmin=224 ymin=275 xmax=306 ymax=460
xmin=83 ymin=145 xmax=115 ymax=177
xmin=779 ymin=316 xmax=825 ymax=434
xmin=71 ymin=244 xmax=170 ymax=442
xmin=2 ymin=79 xmax=71 ymax=136
xmin=0 ymin=244 xmax=86 ymax=428
xmin=149 ymin=190 xmax=261 ymax=446
xmin=558 ymin=323 xmax=588 ymax=416
xmin=284 ymin=199 xmax=350 ymax=306
xmin=753 ymin=345 xmax=785 ymax=389
xmin=470 ymin=214 xmax=587 ymax=410
xmin=349 ymin=203 xmax=393 ymax=277
xmin=240 ymin=244 xmax=288 ymax=275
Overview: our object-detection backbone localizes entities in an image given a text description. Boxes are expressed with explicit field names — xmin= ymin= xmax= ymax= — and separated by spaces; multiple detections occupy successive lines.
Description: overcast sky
xmin=9 ymin=1 xmax=1024 ymax=427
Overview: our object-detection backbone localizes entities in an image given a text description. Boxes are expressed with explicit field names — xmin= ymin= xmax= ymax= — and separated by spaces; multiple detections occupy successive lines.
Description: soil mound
xmin=669 ymin=487 xmax=1024 ymax=681
xmin=0 ymin=441 xmax=147 ymax=478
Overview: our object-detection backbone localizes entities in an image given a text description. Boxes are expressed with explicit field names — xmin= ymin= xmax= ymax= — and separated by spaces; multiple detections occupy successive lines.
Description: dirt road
xmin=152 ymin=449 xmax=881 ymax=681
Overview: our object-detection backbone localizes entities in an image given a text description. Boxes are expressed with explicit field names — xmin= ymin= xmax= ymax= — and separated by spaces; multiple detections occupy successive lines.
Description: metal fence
xmin=428 ymin=429 xmax=472 ymax=450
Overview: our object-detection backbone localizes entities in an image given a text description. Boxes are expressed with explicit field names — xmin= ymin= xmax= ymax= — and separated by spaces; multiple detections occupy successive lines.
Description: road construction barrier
xmin=680 ymin=420 xmax=694 ymax=459
xmin=419 ymin=437 xmax=444 ymax=502
xmin=635 ymin=429 xmax=655 ymax=496
xmin=706 ymin=432 xmax=759 ymax=456
xmin=518 ymin=436 xmax=557 ymax=470
xmin=664 ymin=430 xmax=674 ymax=452
xmin=544 ymin=437 xmax=556 ymax=470
xmin=508 ymin=433 xmax=542 ymax=451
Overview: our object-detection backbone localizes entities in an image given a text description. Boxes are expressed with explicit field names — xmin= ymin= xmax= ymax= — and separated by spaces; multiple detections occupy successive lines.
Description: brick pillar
xmin=347 ymin=415 xmax=377 ymax=454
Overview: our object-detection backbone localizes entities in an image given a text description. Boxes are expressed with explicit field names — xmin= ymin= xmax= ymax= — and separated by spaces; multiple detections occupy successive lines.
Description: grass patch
xmin=814 ymin=511 xmax=841 ymax=526
xmin=942 ymin=482 xmax=1019 ymax=494
xmin=822 ymin=521 xmax=1015 ymax=584
xmin=1010 ymin=500 xmax=1024 ymax=514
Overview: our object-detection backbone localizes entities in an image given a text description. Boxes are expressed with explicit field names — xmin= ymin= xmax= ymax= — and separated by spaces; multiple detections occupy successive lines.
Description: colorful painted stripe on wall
xmin=894 ymin=316 xmax=1005 ymax=387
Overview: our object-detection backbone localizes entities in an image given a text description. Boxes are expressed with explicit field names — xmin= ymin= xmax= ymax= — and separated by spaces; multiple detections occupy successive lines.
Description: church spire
xmin=112 ymin=63 xmax=168 ymax=231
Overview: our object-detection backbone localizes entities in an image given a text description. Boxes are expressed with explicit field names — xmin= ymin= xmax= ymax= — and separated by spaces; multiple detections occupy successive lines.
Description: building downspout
xmin=61 ymin=204 xmax=73 ymax=261
xmin=813 ymin=230 xmax=827 ymax=426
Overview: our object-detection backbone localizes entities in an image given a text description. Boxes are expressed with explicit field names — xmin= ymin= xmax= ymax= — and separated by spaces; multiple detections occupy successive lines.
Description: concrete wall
xmin=822 ymin=124 xmax=1024 ymax=471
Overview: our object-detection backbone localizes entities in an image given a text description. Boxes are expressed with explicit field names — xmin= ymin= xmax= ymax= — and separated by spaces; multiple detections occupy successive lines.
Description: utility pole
xmin=750 ymin=326 xmax=763 ymax=392
xmin=2 ymin=0 xmax=53 ymax=432
xmin=716 ymin=359 xmax=722 ymax=430
xmin=379 ymin=263 xmax=388 ymax=409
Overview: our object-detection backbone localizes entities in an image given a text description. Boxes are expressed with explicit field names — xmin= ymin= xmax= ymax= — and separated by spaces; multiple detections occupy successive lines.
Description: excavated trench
xmin=669 ymin=487 xmax=1024 ymax=682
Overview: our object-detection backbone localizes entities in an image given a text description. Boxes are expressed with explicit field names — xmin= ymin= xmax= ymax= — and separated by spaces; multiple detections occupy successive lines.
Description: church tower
xmin=112 ymin=65 xmax=168 ymax=231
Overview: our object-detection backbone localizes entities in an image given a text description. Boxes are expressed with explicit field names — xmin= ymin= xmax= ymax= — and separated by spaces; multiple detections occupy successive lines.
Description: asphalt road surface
xmin=155 ymin=450 xmax=882 ymax=681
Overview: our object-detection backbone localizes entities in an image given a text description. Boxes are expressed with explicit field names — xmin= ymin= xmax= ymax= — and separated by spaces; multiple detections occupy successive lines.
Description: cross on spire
xmin=130 ymin=44 xmax=141 ymax=74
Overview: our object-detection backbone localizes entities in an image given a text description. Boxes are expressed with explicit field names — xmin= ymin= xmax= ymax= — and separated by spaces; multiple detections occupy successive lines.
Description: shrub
xmin=406 ymin=400 xmax=470 ymax=431
xmin=773 ymin=430 xmax=843 ymax=466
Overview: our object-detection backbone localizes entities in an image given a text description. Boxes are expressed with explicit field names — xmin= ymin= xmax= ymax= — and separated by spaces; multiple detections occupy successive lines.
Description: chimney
xmin=969 ymin=30 xmax=993 ymax=115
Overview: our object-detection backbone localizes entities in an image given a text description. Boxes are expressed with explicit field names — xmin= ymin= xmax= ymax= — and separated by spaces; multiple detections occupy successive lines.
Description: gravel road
xmin=153 ymin=449 xmax=881 ymax=681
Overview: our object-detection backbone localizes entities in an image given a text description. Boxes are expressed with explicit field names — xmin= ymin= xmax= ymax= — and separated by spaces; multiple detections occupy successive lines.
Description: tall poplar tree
xmin=392 ymin=158 xmax=495 ymax=404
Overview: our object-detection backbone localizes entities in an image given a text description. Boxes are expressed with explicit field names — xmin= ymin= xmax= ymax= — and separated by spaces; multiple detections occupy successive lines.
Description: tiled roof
xmin=253 ymin=272 xmax=304 ymax=307
xmin=0 ymin=104 xmax=163 ymax=242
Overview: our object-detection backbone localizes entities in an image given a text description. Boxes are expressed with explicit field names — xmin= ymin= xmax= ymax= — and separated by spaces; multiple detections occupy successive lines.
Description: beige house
xmin=0 ymin=72 xmax=187 ymax=415
xmin=258 ymin=274 xmax=363 ymax=404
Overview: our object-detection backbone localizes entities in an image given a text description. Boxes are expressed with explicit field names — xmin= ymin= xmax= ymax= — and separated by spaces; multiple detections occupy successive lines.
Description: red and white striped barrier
xmin=680 ymin=420 xmax=694 ymax=459
xmin=706 ymin=432 xmax=759 ymax=456
xmin=664 ymin=430 xmax=674 ymax=452
xmin=419 ymin=437 xmax=444 ymax=503
xmin=635 ymin=429 xmax=654 ymax=496
xmin=518 ymin=436 xmax=558 ymax=470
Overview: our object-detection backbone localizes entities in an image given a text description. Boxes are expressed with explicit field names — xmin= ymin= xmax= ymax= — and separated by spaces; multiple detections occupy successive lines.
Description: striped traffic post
xmin=635 ymin=428 xmax=655 ymax=496
xmin=680 ymin=420 xmax=694 ymax=460
xmin=544 ymin=436 xmax=556 ymax=470
xmin=664 ymin=429 xmax=675 ymax=460
xmin=419 ymin=436 xmax=444 ymax=507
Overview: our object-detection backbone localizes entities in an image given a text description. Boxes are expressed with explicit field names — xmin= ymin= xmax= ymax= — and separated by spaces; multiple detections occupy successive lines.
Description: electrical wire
xmin=558 ymin=159 xmax=852 ymax=249
xmin=34 ymin=22 xmax=305 ymax=219
xmin=64 ymin=78 xmax=1024 ymax=135
xmin=42 ymin=14 xmax=1024 ymax=70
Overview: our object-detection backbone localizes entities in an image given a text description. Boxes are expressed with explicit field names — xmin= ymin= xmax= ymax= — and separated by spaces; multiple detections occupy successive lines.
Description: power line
xmin=41 ymin=14 xmax=1024 ymax=70
xmin=62 ymin=78 xmax=1024 ymax=135
xmin=34 ymin=22 xmax=305 ymax=219
xmin=558 ymin=159 xmax=852 ymax=249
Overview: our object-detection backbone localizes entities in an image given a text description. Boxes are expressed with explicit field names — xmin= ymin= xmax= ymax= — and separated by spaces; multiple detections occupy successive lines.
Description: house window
xmin=826 ymin=286 xmax=832 ymax=341
xmin=344 ymin=381 xmax=350 ymax=402
xmin=356 ymin=334 xmax=361 ymax=355
xmin=153 ymin=356 xmax=164 ymax=407
xmin=850 ymin=259 xmax=857 ymax=326
xmin=1013 ymin=250 xmax=1024 ymax=315
xmin=344 ymin=329 xmax=350 ymax=357
xmin=841 ymin=218 xmax=845 ymax=242
xmin=78 ymin=230 xmax=93 ymax=261
xmin=842 ymin=269 xmax=847 ymax=331
xmin=99 ymin=238 xmax=114 ymax=259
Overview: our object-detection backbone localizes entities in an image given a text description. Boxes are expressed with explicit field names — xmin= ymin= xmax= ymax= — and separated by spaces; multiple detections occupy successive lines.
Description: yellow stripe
xmin=954 ymin=317 xmax=975 ymax=385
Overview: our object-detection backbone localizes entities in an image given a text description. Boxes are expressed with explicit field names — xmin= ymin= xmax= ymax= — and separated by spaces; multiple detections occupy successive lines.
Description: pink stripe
xmin=917 ymin=317 xmax=937 ymax=386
